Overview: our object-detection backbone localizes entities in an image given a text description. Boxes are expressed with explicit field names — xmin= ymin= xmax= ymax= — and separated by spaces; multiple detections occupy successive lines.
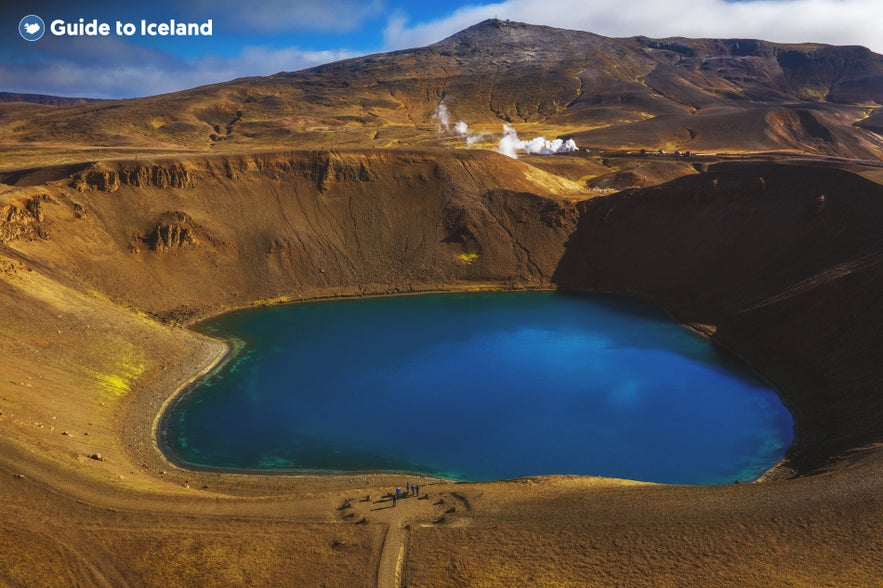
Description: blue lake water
xmin=161 ymin=292 xmax=793 ymax=484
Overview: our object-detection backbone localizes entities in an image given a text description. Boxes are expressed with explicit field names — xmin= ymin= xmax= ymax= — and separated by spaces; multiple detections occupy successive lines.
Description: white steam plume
xmin=498 ymin=124 xmax=578 ymax=158
xmin=433 ymin=98 xmax=473 ymax=136
xmin=433 ymin=102 xmax=578 ymax=155
xmin=433 ymin=100 xmax=451 ymax=133
xmin=454 ymin=118 xmax=492 ymax=144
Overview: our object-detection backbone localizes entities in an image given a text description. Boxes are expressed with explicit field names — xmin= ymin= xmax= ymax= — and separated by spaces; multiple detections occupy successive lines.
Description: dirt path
xmin=333 ymin=487 xmax=456 ymax=588
xmin=377 ymin=522 xmax=408 ymax=588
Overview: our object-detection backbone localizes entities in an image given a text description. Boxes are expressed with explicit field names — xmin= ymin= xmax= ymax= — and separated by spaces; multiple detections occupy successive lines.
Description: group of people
xmin=391 ymin=482 xmax=420 ymax=506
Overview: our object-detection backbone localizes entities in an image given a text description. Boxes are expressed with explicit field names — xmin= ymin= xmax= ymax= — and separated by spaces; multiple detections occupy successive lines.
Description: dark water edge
xmin=157 ymin=292 xmax=793 ymax=484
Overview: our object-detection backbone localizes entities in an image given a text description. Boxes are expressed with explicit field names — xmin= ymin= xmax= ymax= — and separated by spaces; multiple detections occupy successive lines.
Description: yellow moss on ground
xmin=263 ymin=295 xmax=292 ymax=305
xmin=457 ymin=252 xmax=480 ymax=264
xmin=95 ymin=342 xmax=147 ymax=402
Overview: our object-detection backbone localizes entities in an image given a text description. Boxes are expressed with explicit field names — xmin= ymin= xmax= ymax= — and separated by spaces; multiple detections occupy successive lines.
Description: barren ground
xmin=1 ymin=147 xmax=881 ymax=587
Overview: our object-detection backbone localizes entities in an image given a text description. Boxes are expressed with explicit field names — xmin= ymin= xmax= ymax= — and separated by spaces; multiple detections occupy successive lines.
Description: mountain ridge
xmin=1 ymin=19 xmax=882 ymax=161
xmin=0 ymin=92 xmax=105 ymax=106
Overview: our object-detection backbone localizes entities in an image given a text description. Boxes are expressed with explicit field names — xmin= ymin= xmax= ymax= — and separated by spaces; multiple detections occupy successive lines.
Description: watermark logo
xmin=17 ymin=15 xmax=212 ymax=40
xmin=19 ymin=14 xmax=45 ymax=41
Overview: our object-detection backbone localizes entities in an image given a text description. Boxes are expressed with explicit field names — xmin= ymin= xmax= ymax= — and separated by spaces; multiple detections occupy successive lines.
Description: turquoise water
xmin=161 ymin=292 xmax=793 ymax=484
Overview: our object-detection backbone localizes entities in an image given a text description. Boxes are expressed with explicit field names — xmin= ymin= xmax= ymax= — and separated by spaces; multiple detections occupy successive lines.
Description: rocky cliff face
xmin=0 ymin=195 xmax=53 ymax=242
xmin=71 ymin=162 xmax=196 ymax=192
xmin=136 ymin=212 xmax=208 ymax=252
xmin=2 ymin=150 xmax=582 ymax=323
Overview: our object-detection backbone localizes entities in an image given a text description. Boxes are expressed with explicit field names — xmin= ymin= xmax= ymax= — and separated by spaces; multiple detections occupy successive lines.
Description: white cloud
xmin=383 ymin=0 xmax=883 ymax=55
xmin=198 ymin=45 xmax=359 ymax=81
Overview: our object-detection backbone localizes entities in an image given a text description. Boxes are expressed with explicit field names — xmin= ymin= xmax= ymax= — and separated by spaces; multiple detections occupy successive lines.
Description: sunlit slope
xmin=2 ymin=20 xmax=882 ymax=159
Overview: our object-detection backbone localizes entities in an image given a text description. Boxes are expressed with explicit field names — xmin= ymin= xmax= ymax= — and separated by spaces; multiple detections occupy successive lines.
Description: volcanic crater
xmin=1 ymin=19 xmax=882 ymax=587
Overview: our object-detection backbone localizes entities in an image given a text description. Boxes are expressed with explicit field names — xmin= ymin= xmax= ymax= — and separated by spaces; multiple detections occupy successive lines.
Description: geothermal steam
xmin=433 ymin=100 xmax=470 ymax=136
xmin=433 ymin=100 xmax=451 ymax=133
xmin=433 ymin=98 xmax=578 ymax=158
xmin=434 ymin=99 xmax=488 ymax=144
xmin=498 ymin=124 xmax=578 ymax=158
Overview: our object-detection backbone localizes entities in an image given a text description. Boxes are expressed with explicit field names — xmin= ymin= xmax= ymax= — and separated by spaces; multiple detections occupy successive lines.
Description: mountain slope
xmin=1 ymin=19 xmax=882 ymax=160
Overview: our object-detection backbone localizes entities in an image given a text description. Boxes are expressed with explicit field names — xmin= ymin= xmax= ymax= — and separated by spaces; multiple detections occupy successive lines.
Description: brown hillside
xmin=0 ymin=150 xmax=584 ymax=321
xmin=2 ymin=20 xmax=883 ymax=159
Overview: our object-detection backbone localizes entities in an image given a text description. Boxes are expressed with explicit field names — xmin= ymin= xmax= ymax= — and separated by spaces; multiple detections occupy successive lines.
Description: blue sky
xmin=3 ymin=0 xmax=882 ymax=99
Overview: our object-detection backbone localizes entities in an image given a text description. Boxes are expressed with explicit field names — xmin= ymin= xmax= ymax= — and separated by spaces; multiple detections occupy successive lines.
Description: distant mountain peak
xmin=3 ymin=21 xmax=882 ymax=159
xmin=0 ymin=92 xmax=104 ymax=106
xmin=429 ymin=18 xmax=610 ymax=65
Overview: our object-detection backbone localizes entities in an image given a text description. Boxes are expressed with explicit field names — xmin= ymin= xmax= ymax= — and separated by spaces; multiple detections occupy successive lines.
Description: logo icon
xmin=19 ymin=15 xmax=45 ymax=41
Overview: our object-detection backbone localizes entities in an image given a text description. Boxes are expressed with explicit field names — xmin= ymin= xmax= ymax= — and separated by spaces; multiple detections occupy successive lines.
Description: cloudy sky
xmin=3 ymin=0 xmax=882 ymax=99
